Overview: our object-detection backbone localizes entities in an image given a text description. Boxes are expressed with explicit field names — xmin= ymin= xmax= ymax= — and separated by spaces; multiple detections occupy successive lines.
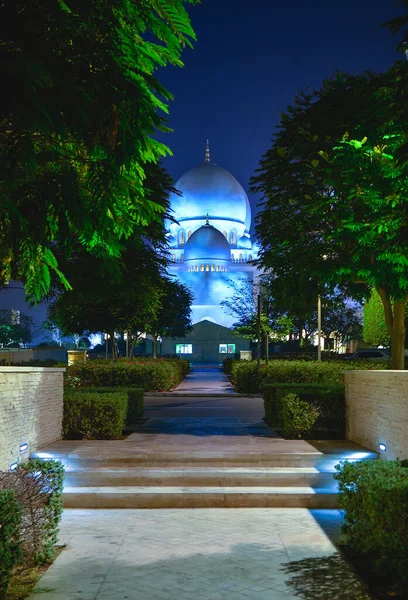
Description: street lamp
xmin=123 ymin=332 xmax=129 ymax=359
xmin=104 ymin=333 xmax=108 ymax=359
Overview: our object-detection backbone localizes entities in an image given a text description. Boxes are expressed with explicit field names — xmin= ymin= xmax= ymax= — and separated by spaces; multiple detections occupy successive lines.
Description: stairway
xmin=31 ymin=438 xmax=377 ymax=509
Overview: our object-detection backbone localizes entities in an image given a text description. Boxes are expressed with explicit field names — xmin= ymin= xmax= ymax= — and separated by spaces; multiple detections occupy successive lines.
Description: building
xmin=161 ymin=142 xmax=261 ymax=361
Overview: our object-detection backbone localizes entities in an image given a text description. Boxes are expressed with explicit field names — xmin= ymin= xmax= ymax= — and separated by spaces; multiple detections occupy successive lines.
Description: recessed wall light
xmin=10 ymin=462 xmax=18 ymax=471
xmin=20 ymin=443 xmax=28 ymax=452
xmin=379 ymin=443 xmax=386 ymax=452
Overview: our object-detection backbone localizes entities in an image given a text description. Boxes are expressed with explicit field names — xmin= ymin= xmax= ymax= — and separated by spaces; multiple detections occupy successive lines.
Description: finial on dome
xmin=205 ymin=213 xmax=210 ymax=225
xmin=205 ymin=139 xmax=210 ymax=163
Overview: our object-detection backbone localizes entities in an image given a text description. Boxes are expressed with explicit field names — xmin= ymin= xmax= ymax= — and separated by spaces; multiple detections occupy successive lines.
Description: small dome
xmin=184 ymin=224 xmax=231 ymax=262
xmin=238 ymin=235 xmax=252 ymax=249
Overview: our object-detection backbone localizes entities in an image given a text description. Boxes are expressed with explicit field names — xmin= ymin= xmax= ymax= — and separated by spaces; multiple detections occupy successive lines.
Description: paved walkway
xmin=172 ymin=366 xmax=236 ymax=394
xmin=30 ymin=509 xmax=372 ymax=600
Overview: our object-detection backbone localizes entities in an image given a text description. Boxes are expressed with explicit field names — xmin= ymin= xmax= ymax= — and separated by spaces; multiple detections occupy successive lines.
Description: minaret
xmin=205 ymin=139 xmax=210 ymax=163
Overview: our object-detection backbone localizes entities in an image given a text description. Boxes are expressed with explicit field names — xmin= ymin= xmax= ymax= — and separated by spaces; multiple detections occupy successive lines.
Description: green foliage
xmin=362 ymin=288 xmax=408 ymax=347
xmin=0 ymin=311 xmax=34 ymax=347
xmin=63 ymin=391 xmax=128 ymax=439
xmin=263 ymin=383 xmax=345 ymax=436
xmin=65 ymin=358 xmax=189 ymax=392
xmin=0 ymin=0 xmax=198 ymax=301
xmin=280 ymin=393 xmax=319 ymax=439
xmin=253 ymin=64 xmax=408 ymax=368
xmin=223 ymin=357 xmax=234 ymax=375
xmin=335 ymin=459 xmax=408 ymax=595
xmin=0 ymin=490 xmax=23 ymax=599
xmin=70 ymin=387 xmax=144 ymax=424
xmin=18 ymin=460 xmax=64 ymax=565
xmin=231 ymin=359 xmax=389 ymax=394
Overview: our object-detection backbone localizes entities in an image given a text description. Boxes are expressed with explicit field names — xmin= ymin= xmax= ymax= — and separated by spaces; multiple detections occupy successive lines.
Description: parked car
xmin=345 ymin=349 xmax=391 ymax=360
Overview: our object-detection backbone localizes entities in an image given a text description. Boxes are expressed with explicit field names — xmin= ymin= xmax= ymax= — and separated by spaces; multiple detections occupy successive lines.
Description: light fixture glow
xmin=379 ymin=443 xmax=386 ymax=452
xmin=20 ymin=443 xmax=28 ymax=452
xmin=10 ymin=463 xmax=18 ymax=471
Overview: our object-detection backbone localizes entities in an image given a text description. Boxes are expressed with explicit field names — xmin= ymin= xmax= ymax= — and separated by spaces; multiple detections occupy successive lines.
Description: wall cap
xmin=0 ymin=367 xmax=66 ymax=373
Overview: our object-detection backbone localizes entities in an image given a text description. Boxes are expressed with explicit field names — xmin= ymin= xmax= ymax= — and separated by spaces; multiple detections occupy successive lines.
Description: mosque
xmin=161 ymin=142 xmax=261 ymax=362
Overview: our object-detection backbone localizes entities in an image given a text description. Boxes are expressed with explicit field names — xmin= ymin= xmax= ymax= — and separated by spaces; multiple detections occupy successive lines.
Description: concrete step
xmin=64 ymin=466 xmax=337 ymax=488
xmin=63 ymin=485 xmax=339 ymax=509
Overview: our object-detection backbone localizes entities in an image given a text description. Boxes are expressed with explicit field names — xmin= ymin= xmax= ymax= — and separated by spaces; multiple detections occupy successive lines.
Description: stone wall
xmin=345 ymin=370 xmax=408 ymax=461
xmin=0 ymin=367 xmax=65 ymax=471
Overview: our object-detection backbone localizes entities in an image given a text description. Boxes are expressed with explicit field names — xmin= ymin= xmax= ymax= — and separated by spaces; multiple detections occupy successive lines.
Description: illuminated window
xmin=176 ymin=344 xmax=193 ymax=354
xmin=206 ymin=264 xmax=209 ymax=271
xmin=239 ymin=253 xmax=243 ymax=262
xmin=223 ymin=230 xmax=228 ymax=239
xmin=200 ymin=264 xmax=204 ymax=272
xmin=219 ymin=344 xmax=236 ymax=354
xmin=211 ymin=264 xmax=215 ymax=271
xmin=216 ymin=265 xmax=220 ymax=271
xmin=172 ymin=254 xmax=176 ymax=262
xmin=179 ymin=231 xmax=185 ymax=245
xmin=195 ymin=265 xmax=199 ymax=272
xmin=180 ymin=253 xmax=184 ymax=263
xmin=187 ymin=230 xmax=192 ymax=240
xmin=230 ymin=232 xmax=236 ymax=245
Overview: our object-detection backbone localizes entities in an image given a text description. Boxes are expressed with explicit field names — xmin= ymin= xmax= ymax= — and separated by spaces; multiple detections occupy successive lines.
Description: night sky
xmin=157 ymin=0 xmax=403 ymax=222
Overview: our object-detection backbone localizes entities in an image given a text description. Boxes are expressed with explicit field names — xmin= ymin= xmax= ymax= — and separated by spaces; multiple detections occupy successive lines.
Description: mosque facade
xmin=161 ymin=143 xmax=260 ymax=361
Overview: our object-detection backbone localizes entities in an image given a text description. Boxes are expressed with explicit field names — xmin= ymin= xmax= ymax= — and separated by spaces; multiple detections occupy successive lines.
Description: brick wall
xmin=0 ymin=367 xmax=65 ymax=471
xmin=345 ymin=370 xmax=408 ymax=461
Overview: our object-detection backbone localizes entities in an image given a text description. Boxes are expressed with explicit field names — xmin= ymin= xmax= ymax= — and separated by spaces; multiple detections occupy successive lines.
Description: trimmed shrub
xmin=65 ymin=357 xmax=189 ymax=391
xmin=70 ymin=387 xmax=144 ymax=424
xmin=263 ymin=383 xmax=345 ymax=434
xmin=335 ymin=459 xmax=408 ymax=595
xmin=223 ymin=357 xmax=234 ymax=375
xmin=0 ymin=489 xmax=22 ymax=598
xmin=63 ymin=391 xmax=127 ymax=439
xmin=232 ymin=359 xmax=389 ymax=393
xmin=280 ymin=393 xmax=319 ymax=439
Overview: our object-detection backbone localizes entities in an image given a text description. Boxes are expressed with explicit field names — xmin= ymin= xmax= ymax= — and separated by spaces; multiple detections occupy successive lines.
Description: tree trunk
xmin=129 ymin=334 xmax=141 ymax=360
xmin=391 ymin=300 xmax=406 ymax=370
xmin=377 ymin=288 xmax=406 ymax=370
xmin=153 ymin=335 xmax=158 ymax=359
xmin=109 ymin=331 xmax=117 ymax=362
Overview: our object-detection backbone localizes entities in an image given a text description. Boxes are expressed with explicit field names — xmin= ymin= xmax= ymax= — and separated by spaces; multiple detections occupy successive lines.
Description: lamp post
xmin=124 ymin=332 xmax=129 ymax=359
xmin=104 ymin=333 xmax=108 ymax=359
xmin=257 ymin=294 xmax=261 ymax=369
xmin=317 ymin=295 xmax=322 ymax=361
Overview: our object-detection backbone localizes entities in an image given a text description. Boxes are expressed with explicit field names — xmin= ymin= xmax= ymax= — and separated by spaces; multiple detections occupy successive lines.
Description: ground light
xmin=20 ymin=442 xmax=28 ymax=452
xmin=379 ymin=443 xmax=386 ymax=452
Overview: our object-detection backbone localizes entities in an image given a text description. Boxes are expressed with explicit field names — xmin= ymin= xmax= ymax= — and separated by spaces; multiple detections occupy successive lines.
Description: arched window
xmin=205 ymin=264 xmax=210 ymax=272
xmin=231 ymin=253 xmax=234 ymax=261
xmin=211 ymin=264 xmax=215 ymax=271
xmin=248 ymin=254 xmax=252 ymax=262
xmin=180 ymin=253 xmax=184 ymax=263
xmin=223 ymin=230 xmax=228 ymax=239
xmin=187 ymin=230 xmax=192 ymax=240
xmin=195 ymin=265 xmax=199 ymax=272
xmin=172 ymin=254 xmax=176 ymax=262
xmin=230 ymin=231 xmax=236 ymax=245
xmin=239 ymin=253 xmax=243 ymax=262
xmin=179 ymin=230 xmax=185 ymax=245
xmin=216 ymin=265 xmax=220 ymax=272
xmin=200 ymin=264 xmax=204 ymax=272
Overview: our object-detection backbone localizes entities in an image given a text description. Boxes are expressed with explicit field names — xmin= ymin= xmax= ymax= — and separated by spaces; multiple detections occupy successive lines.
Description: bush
xmin=263 ymin=383 xmax=345 ymax=435
xmin=0 ymin=489 xmax=22 ymax=599
xmin=63 ymin=391 xmax=128 ymax=438
xmin=335 ymin=459 xmax=408 ymax=595
xmin=231 ymin=359 xmax=389 ymax=393
xmin=280 ymin=393 xmax=319 ymax=439
xmin=71 ymin=387 xmax=144 ymax=424
xmin=223 ymin=357 xmax=234 ymax=375
xmin=65 ymin=357 xmax=189 ymax=391
xmin=18 ymin=460 xmax=64 ymax=564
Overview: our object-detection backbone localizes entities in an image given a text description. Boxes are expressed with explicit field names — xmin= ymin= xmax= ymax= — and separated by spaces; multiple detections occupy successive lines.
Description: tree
xmin=147 ymin=278 xmax=193 ymax=359
xmin=0 ymin=0 xmax=197 ymax=301
xmin=363 ymin=289 xmax=392 ymax=347
xmin=253 ymin=64 xmax=408 ymax=368
xmin=0 ymin=310 xmax=33 ymax=347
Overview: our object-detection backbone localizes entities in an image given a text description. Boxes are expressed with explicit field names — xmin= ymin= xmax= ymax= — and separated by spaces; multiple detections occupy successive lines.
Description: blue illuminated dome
xmin=184 ymin=224 xmax=230 ymax=263
xmin=169 ymin=162 xmax=251 ymax=234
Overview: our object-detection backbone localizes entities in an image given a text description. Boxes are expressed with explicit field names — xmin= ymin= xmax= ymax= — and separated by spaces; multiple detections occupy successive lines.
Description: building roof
xmin=184 ymin=224 xmax=231 ymax=262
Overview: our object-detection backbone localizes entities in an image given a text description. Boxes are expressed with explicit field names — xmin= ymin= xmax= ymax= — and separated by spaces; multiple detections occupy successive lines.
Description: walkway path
xmin=29 ymin=366 xmax=375 ymax=599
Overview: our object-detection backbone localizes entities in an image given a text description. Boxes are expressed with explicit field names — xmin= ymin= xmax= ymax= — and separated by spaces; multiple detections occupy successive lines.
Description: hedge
xmin=231 ymin=359 xmax=389 ymax=393
xmin=280 ymin=393 xmax=319 ymax=439
xmin=0 ymin=489 xmax=22 ymax=599
xmin=63 ymin=391 xmax=128 ymax=439
xmin=263 ymin=383 xmax=345 ymax=436
xmin=65 ymin=357 xmax=189 ymax=391
xmin=70 ymin=387 xmax=144 ymax=424
xmin=335 ymin=459 xmax=408 ymax=595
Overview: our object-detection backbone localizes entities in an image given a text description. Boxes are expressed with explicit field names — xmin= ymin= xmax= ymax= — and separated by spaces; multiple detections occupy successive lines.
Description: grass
xmin=6 ymin=547 xmax=64 ymax=600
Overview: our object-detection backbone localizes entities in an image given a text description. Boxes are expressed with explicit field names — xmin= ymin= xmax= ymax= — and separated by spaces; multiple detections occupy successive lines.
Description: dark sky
xmin=157 ymin=0 xmax=403 ymax=220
